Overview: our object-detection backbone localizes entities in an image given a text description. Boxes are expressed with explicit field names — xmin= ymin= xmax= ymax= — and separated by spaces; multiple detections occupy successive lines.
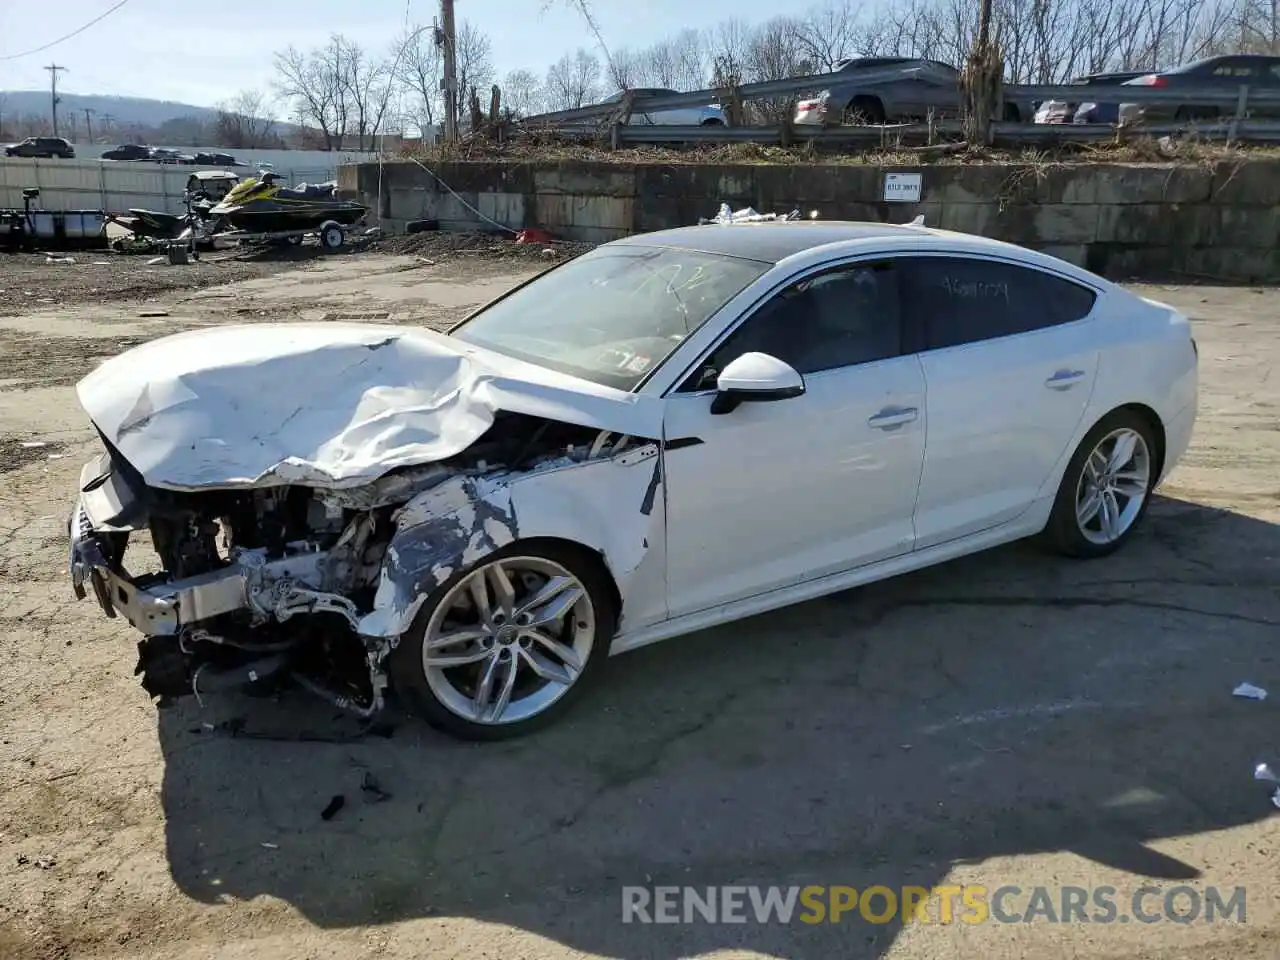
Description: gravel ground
xmin=0 ymin=248 xmax=328 ymax=317
xmin=0 ymin=232 xmax=593 ymax=318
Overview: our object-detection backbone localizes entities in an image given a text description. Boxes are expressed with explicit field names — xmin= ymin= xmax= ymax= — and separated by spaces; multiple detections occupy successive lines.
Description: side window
xmin=1267 ymin=63 xmax=1280 ymax=85
xmin=679 ymin=261 xmax=902 ymax=390
xmin=900 ymin=256 xmax=1097 ymax=351
xmin=1210 ymin=61 xmax=1254 ymax=79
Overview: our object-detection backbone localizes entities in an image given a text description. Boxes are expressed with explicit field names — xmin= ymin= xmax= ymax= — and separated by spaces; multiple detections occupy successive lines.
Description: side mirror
xmin=710 ymin=352 xmax=805 ymax=415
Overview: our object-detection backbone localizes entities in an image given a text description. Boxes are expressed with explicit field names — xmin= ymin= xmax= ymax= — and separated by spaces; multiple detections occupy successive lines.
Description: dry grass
xmin=392 ymin=128 xmax=1280 ymax=168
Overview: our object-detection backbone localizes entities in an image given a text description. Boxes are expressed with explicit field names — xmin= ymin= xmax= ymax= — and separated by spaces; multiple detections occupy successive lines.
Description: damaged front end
xmin=68 ymin=412 xmax=640 ymax=717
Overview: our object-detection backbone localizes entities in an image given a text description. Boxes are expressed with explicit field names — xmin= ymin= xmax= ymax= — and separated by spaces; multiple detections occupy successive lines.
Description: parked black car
xmin=193 ymin=151 xmax=243 ymax=166
xmin=4 ymin=136 xmax=75 ymax=158
xmin=100 ymin=143 xmax=153 ymax=161
xmin=1117 ymin=54 xmax=1280 ymax=123
xmin=147 ymin=148 xmax=196 ymax=165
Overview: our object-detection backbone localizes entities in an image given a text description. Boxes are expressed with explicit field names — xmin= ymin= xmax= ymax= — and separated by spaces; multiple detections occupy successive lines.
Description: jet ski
xmin=209 ymin=172 xmax=368 ymax=234
xmin=113 ymin=171 xmax=240 ymax=247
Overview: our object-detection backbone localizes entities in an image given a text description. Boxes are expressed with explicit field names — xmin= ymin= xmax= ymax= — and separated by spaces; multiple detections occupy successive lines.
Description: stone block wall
xmin=339 ymin=158 xmax=1280 ymax=282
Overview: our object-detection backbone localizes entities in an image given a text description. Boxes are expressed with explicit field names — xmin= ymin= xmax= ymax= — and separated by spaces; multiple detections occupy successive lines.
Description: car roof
xmin=1168 ymin=53 xmax=1280 ymax=72
xmin=609 ymin=221 xmax=933 ymax=263
xmin=603 ymin=220 xmax=1109 ymax=291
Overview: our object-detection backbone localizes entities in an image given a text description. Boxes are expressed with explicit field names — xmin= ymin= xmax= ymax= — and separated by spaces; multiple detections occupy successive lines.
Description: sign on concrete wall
xmin=883 ymin=172 xmax=923 ymax=203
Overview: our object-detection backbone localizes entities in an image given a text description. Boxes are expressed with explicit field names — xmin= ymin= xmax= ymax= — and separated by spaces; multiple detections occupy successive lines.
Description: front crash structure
xmin=68 ymin=412 xmax=655 ymax=717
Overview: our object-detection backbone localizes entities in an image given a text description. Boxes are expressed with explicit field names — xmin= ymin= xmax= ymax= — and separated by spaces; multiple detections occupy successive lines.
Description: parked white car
xmin=68 ymin=221 xmax=1197 ymax=739
xmin=604 ymin=87 xmax=726 ymax=125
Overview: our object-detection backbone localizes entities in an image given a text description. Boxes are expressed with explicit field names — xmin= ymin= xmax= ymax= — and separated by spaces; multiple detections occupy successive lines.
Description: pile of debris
xmin=367 ymin=229 xmax=596 ymax=263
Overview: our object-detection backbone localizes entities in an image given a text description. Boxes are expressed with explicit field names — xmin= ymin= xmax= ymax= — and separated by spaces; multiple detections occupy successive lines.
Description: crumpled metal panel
xmin=76 ymin=322 xmax=665 ymax=492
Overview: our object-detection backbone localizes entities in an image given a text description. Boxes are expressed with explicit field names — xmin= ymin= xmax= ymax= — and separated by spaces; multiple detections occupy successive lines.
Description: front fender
xmin=356 ymin=443 xmax=666 ymax=641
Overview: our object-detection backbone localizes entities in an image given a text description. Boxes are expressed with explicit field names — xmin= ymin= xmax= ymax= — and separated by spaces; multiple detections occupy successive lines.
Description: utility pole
xmin=45 ymin=63 xmax=67 ymax=137
xmin=84 ymin=107 xmax=95 ymax=143
xmin=437 ymin=0 xmax=458 ymax=141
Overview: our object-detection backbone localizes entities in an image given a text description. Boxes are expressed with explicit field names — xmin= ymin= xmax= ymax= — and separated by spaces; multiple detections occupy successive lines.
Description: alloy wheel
xmin=1074 ymin=427 xmax=1152 ymax=545
xmin=421 ymin=556 xmax=596 ymax=725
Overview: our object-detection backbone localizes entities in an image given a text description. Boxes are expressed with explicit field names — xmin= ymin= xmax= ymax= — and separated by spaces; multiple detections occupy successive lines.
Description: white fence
xmin=0 ymin=153 xmax=368 ymax=216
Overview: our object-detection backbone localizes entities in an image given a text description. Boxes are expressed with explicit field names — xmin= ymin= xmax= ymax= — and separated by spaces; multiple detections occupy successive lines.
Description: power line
xmin=0 ymin=0 xmax=133 ymax=61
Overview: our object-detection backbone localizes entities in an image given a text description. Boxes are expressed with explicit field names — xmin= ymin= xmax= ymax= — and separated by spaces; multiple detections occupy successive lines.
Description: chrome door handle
xmin=1045 ymin=369 xmax=1086 ymax=390
xmin=867 ymin=406 xmax=919 ymax=429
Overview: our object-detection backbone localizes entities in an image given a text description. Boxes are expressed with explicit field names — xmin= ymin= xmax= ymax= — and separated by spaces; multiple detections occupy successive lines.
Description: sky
xmin=0 ymin=0 xmax=762 ymax=107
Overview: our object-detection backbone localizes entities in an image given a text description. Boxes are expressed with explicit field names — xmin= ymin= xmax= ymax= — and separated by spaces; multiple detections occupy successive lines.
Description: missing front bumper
xmin=69 ymin=499 xmax=249 ymax=635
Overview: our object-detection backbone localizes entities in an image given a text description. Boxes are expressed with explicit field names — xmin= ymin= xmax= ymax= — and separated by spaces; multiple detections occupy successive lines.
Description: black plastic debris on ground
xmin=320 ymin=795 xmax=346 ymax=820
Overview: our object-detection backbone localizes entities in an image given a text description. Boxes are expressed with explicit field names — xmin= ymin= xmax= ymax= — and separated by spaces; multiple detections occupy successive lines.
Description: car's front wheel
xmin=1043 ymin=410 xmax=1160 ymax=558
xmin=389 ymin=542 xmax=616 ymax=740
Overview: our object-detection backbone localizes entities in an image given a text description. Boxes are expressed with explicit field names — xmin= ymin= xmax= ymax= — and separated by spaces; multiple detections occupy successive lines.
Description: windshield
xmin=449 ymin=244 xmax=770 ymax=391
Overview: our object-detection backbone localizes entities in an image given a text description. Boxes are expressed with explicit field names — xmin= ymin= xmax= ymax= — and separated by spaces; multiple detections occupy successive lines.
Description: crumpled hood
xmin=76 ymin=323 xmax=664 ymax=491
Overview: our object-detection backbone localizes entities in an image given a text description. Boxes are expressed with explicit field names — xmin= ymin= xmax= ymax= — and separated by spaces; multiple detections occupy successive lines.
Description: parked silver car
xmin=794 ymin=56 xmax=1034 ymax=125
xmin=603 ymin=88 xmax=726 ymax=126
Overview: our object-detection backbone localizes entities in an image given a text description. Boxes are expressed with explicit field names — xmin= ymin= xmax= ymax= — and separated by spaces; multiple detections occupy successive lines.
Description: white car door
xmin=900 ymin=254 xmax=1103 ymax=549
xmin=660 ymin=260 xmax=927 ymax=618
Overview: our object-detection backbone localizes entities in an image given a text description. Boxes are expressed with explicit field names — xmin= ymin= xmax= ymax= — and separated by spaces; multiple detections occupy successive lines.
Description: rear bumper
xmin=1159 ymin=395 xmax=1197 ymax=486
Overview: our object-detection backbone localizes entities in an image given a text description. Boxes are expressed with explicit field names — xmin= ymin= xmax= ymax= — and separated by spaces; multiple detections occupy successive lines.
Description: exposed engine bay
xmin=69 ymin=411 xmax=637 ymax=717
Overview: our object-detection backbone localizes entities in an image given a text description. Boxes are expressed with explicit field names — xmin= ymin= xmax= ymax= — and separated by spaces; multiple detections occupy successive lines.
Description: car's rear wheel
xmin=388 ymin=542 xmax=616 ymax=740
xmin=843 ymin=96 xmax=886 ymax=125
xmin=1043 ymin=410 xmax=1159 ymax=558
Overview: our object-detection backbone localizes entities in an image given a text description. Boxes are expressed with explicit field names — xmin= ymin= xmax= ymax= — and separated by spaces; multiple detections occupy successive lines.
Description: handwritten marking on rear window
xmin=942 ymin=276 xmax=1010 ymax=302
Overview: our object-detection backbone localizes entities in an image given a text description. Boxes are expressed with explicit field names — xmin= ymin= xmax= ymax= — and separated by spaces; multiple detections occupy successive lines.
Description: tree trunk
xmin=961 ymin=0 xmax=1003 ymax=146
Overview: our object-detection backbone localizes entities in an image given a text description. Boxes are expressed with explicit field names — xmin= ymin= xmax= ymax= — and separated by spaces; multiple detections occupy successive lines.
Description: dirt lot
xmin=1 ymin=250 xmax=1278 ymax=960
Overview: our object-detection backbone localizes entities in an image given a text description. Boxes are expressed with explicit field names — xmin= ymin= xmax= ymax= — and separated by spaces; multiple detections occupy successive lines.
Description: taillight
xmin=798 ymin=99 xmax=824 ymax=112
xmin=1128 ymin=74 xmax=1165 ymax=86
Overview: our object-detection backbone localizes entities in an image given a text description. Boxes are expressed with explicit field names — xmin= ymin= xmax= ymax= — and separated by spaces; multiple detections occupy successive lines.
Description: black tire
xmin=844 ymin=96 xmax=886 ymax=125
xmin=388 ymin=540 xmax=617 ymax=741
xmin=1003 ymin=102 xmax=1022 ymax=122
xmin=700 ymin=117 xmax=725 ymax=126
xmin=319 ymin=222 xmax=344 ymax=250
xmin=1042 ymin=409 xmax=1161 ymax=559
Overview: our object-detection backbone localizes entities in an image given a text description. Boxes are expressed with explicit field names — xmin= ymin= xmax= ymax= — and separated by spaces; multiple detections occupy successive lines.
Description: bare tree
xmin=797 ymin=0 xmax=861 ymax=71
xmin=545 ymin=48 xmax=603 ymax=109
xmin=214 ymin=88 xmax=278 ymax=149
xmin=502 ymin=68 xmax=546 ymax=116
xmin=706 ymin=18 xmax=754 ymax=86
xmin=396 ymin=23 xmax=442 ymax=135
xmin=744 ymin=16 xmax=811 ymax=120
xmin=606 ymin=47 xmax=645 ymax=90
xmin=337 ymin=37 xmax=392 ymax=149
xmin=274 ymin=39 xmax=346 ymax=150
xmin=454 ymin=21 xmax=494 ymax=130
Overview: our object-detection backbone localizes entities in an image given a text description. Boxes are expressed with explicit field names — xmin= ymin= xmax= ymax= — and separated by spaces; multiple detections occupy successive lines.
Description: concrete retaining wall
xmin=340 ymin=159 xmax=1280 ymax=282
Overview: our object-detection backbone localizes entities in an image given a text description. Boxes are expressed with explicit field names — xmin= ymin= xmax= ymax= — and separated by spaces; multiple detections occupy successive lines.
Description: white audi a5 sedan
xmin=67 ymin=221 xmax=1198 ymax=739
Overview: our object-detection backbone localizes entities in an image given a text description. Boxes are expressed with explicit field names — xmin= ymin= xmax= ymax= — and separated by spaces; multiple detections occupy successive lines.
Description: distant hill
xmin=0 ymin=91 xmax=222 ymax=127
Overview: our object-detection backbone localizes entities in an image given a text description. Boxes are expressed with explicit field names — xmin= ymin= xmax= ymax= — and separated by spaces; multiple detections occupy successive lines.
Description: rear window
xmin=901 ymin=256 xmax=1098 ymax=350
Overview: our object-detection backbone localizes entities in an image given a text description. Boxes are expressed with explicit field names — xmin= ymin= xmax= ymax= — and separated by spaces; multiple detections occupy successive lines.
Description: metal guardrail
xmin=523 ymin=69 xmax=1280 ymax=126
xmin=540 ymin=118 xmax=1280 ymax=145
xmin=523 ymin=64 xmax=940 ymax=124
